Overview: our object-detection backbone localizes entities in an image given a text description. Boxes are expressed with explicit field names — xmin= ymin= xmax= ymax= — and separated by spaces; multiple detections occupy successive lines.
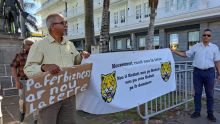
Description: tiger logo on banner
xmin=100 ymin=71 xmax=117 ymax=103
xmin=160 ymin=61 xmax=172 ymax=82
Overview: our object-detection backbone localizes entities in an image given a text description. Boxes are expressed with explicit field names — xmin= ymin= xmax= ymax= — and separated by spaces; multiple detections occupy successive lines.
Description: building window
xmin=97 ymin=0 xmax=102 ymax=4
xmin=154 ymin=36 xmax=160 ymax=49
xmin=120 ymin=9 xmax=126 ymax=23
xmin=177 ymin=0 xmax=187 ymax=10
xmin=143 ymin=3 xmax=149 ymax=18
xmin=165 ymin=0 xmax=174 ymax=12
xmin=72 ymin=24 xmax=75 ymax=33
xmin=97 ymin=17 xmax=100 ymax=29
xmin=114 ymin=12 xmax=118 ymax=25
xmin=72 ymin=6 xmax=75 ymax=15
xmin=169 ymin=34 xmax=179 ymax=50
xmin=189 ymin=0 xmax=198 ymax=9
xmin=139 ymin=37 xmax=145 ymax=50
xmin=116 ymin=39 xmax=123 ymax=50
xmin=136 ymin=4 xmax=141 ymax=19
xmin=188 ymin=31 xmax=199 ymax=49
xmin=126 ymin=38 xmax=131 ymax=49
xmin=75 ymin=2 xmax=78 ymax=14
xmin=76 ymin=23 xmax=79 ymax=32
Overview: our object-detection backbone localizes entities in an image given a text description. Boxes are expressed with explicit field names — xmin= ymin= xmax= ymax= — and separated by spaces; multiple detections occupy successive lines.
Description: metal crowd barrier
xmin=0 ymin=62 xmax=219 ymax=124
xmin=0 ymin=64 xmax=17 ymax=97
xmin=137 ymin=60 xmax=220 ymax=124
xmin=137 ymin=61 xmax=194 ymax=124
xmin=215 ymin=83 xmax=220 ymax=91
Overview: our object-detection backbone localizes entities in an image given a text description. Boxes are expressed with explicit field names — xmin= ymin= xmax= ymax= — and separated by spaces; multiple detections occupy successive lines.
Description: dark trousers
xmin=193 ymin=67 xmax=215 ymax=114
xmin=38 ymin=96 xmax=76 ymax=124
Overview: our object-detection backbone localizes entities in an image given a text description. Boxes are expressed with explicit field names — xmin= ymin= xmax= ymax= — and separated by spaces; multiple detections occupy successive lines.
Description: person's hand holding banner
xmin=25 ymin=63 xmax=92 ymax=115
xmin=81 ymin=51 xmax=90 ymax=59
xmin=41 ymin=64 xmax=61 ymax=74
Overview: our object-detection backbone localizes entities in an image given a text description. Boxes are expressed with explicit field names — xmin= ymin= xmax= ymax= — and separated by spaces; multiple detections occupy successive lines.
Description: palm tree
xmin=84 ymin=0 xmax=95 ymax=53
xmin=99 ymin=0 xmax=110 ymax=53
xmin=20 ymin=0 xmax=38 ymax=38
xmin=145 ymin=0 xmax=158 ymax=50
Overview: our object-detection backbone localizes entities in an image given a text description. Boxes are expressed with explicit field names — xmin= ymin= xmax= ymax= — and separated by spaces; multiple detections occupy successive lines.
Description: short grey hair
xmin=46 ymin=13 xmax=63 ymax=30
xmin=23 ymin=38 xmax=35 ymax=45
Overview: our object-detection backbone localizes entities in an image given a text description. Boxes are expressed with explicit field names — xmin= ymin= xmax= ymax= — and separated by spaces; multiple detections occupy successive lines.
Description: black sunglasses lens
xmin=203 ymin=34 xmax=211 ymax=37
xmin=53 ymin=21 xmax=67 ymax=25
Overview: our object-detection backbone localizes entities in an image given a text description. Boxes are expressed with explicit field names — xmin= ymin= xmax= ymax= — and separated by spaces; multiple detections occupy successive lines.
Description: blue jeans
xmin=193 ymin=67 xmax=215 ymax=114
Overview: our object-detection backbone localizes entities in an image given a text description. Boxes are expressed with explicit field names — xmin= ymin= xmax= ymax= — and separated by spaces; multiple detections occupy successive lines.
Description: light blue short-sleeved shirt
xmin=186 ymin=42 xmax=220 ymax=69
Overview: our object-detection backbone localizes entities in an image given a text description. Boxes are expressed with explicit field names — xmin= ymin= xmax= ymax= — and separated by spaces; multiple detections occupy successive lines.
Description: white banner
xmin=76 ymin=48 xmax=176 ymax=114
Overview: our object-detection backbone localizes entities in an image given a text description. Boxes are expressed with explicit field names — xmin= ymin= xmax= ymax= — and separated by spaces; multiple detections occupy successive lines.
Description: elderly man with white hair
xmin=11 ymin=38 xmax=38 ymax=124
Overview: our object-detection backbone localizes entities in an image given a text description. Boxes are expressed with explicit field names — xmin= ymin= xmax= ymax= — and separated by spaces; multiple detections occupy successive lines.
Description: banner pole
xmin=145 ymin=102 xmax=149 ymax=124
xmin=0 ymin=96 xmax=3 ymax=124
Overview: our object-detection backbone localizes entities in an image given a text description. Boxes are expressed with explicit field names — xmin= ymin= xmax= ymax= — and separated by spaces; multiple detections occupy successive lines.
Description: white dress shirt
xmin=186 ymin=42 xmax=220 ymax=69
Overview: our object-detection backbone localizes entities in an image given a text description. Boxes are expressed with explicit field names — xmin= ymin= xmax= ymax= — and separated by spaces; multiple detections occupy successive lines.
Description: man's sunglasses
xmin=203 ymin=34 xmax=211 ymax=37
xmin=53 ymin=21 xmax=67 ymax=26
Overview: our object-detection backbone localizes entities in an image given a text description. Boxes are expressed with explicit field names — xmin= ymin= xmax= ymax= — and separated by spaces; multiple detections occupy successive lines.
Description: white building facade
xmin=36 ymin=0 xmax=220 ymax=60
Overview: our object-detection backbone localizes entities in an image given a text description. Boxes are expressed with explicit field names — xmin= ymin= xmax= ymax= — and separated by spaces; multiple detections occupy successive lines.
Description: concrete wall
xmin=0 ymin=34 xmax=23 ymax=64
xmin=208 ymin=21 xmax=220 ymax=47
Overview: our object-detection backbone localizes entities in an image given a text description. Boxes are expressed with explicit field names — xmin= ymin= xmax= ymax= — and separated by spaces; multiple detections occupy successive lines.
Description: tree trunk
xmin=84 ymin=0 xmax=95 ymax=53
xmin=145 ymin=0 xmax=158 ymax=50
xmin=99 ymin=0 xmax=110 ymax=53
xmin=145 ymin=7 xmax=156 ymax=50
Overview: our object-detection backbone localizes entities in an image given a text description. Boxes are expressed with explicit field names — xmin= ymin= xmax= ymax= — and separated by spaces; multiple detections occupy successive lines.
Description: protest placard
xmin=25 ymin=63 xmax=92 ymax=115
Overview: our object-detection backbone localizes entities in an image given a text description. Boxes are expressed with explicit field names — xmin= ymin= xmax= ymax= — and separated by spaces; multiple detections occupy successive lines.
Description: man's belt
xmin=20 ymin=77 xmax=28 ymax=80
xmin=194 ymin=67 xmax=214 ymax=71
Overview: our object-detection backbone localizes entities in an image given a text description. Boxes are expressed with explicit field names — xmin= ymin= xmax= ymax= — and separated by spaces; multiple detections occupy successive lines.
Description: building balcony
xmin=67 ymin=0 xmax=127 ymax=20
xmin=67 ymin=5 xmax=220 ymax=40
xmin=38 ymin=0 xmax=220 ymax=40
xmin=35 ymin=0 xmax=60 ymax=14
xmin=67 ymin=6 xmax=84 ymax=19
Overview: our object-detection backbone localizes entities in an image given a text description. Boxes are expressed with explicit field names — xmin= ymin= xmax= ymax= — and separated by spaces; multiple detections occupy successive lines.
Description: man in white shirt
xmin=172 ymin=29 xmax=220 ymax=122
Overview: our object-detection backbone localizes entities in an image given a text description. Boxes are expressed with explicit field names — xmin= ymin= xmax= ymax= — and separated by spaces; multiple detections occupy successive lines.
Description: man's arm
xmin=74 ymin=51 xmax=90 ymax=65
xmin=171 ymin=49 xmax=187 ymax=58
xmin=11 ymin=67 xmax=22 ymax=89
xmin=24 ymin=42 xmax=62 ymax=76
xmin=74 ymin=54 xmax=82 ymax=65
xmin=215 ymin=61 xmax=220 ymax=81
xmin=24 ymin=43 xmax=44 ymax=77
xmin=10 ymin=54 xmax=22 ymax=89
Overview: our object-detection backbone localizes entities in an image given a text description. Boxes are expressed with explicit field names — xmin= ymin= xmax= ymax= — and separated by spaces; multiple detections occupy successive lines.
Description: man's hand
xmin=217 ymin=75 xmax=220 ymax=82
xmin=81 ymin=51 xmax=90 ymax=59
xmin=16 ymin=81 xmax=23 ymax=89
xmin=170 ymin=48 xmax=176 ymax=53
xmin=41 ymin=64 xmax=61 ymax=74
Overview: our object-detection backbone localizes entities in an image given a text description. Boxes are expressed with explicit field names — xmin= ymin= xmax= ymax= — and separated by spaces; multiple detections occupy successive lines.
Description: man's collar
xmin=201 ymin=42 xmax=210 ymax=47
xmin=48 ymin=34 xmax=55 ymax=43
xmin=48 ymin=34 xmax=67 ymax=44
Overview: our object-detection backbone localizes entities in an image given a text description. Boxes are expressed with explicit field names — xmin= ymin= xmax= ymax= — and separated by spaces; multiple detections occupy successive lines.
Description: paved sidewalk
xmin=165 ymin=90 xmax=220 ymax=124
xmin=2 ymin=91 xmax=220 ymax=124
